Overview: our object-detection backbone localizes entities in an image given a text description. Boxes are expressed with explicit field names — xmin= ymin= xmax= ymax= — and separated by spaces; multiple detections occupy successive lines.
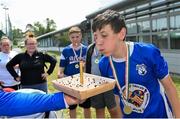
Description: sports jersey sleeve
xmin=0 ymin=91 xmax=66 ymax=116
xmin=150 ymin=45 xmax=169 ymax=80
xmin=59 ymin=49 xmax=67 ymax=68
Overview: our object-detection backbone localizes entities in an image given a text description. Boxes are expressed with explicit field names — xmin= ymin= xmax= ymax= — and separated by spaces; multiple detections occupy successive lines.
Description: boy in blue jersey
xmin=86 ymin=42 xmax=121 ymax=118
xmin=0 ymin=87 xmax=80 ymax=116
xmin=58 ymin=26 xmax=91 ymax=118
xmin=92 ymin=9 xmax=180 ymax=118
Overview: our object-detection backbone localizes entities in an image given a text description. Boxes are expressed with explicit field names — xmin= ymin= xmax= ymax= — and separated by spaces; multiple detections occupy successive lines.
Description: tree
xmin=33 ymin=21 xmax=46 ymax=36
xmin=32 ymin=18 xmax=57 ymax=36
xmin=45 ymin=18 xmax=56 ymax=33
xmin=12 ymin=27 xmax=23 ymax=45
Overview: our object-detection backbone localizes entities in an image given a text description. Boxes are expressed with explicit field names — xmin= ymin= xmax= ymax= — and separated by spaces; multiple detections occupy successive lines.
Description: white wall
xmin=38 ymin=47 xmax=64 ymax=52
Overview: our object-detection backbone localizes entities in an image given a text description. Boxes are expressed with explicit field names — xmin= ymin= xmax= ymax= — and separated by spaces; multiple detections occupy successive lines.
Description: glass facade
xmin=127 ymin=23 xmax=137 ymax=34
xmin=126 ymin=36 xmax=137 ymax=42
xmin=124 ymin=0 xmax=180 ymax=49
xmin=152 ymin=18 xmax=167 ymax=32
xmin=137 ymin=20 xmax=150 ymax=33
xmin=139 ymin=35 xmax=150 ymax=43
xmin=152 ymin=33 xmax=168 ymax=49
xmin=170 ymin=32 xmax=180 ymax=49
xmin=170 ymin=15 xmax=180 ymax=30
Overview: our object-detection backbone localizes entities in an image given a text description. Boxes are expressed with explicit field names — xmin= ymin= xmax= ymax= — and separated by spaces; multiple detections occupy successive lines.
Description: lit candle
xmin=79 ymin=61 xmax=84 ymax=84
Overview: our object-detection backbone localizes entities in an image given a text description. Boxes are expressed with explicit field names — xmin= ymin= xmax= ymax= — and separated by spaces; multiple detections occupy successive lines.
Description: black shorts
xmin=69 ymin=98 xmax=91 ymax=110
xmin=91 ymin=90 xmax=116 ymax=109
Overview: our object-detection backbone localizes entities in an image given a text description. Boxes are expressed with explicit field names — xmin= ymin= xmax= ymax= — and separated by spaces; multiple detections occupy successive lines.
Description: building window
xmin=126 ymin=13 xmax=136 ymax=18
xmin=125 ymin=8 xmax=135 ymax=13
xmin=151 ymin=5 xmax=166 ymax=11
xmin=169 ymin=8 xmax=180 ymax=13
xmin=170 ymin=15 xmax=180 ymax=30
xmin=137 ymin=20 xmax=150 ymax=33
xmin=138 ymin=35 xmax=150 ymax=43
xmin=170 ymin=32 xmax=180 ymax=49
xmin=137 ymin=3 xmax=149 ymax=9
xmin=170 ymin=2 xmax=180 ymax=6
xmin=151 ymin=0 xmax=165 ymax=5
xmin=174 ymin=8 xmax=180 ymax=12
xmin=137 ymin=15 xmax=149 ymax=19
xmin=127 ymin=23 xmax=137 ymax=34
xmin=151 ymin=11 xmax=166 ymax=17
xmin=137 ymin=10 xmax=149 ymax=15
xmin=126 ymin=36 xmax=138 ymax=42
xmin=152 ymin=18 xmax=167 ymax=32
xmin=152 ymin=33 xmax=168 ymax=49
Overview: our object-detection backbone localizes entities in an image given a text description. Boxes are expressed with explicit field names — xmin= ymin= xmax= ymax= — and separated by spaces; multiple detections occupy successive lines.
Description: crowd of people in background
xmin=0 ymin=9 xmax=180 ymax=118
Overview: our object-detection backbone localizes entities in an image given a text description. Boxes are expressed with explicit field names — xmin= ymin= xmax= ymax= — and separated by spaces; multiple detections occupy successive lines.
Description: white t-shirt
xmin=0 ymin=51 xmax=20 ymax=86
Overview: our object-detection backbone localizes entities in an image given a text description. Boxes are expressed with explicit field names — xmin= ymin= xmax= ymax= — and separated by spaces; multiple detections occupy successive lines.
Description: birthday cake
xmin=52 ymin=73 xmax=116 ymax=100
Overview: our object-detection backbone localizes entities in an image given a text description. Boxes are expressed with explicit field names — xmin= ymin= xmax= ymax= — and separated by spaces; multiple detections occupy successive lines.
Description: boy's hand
xmin=58 ymin=72 xmax=64 ymax=79
xmin=64 ymin=94 xmax=79 ymax=105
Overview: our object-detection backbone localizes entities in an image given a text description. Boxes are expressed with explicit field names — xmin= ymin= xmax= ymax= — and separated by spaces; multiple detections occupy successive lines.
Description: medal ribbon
xmin=72 ymin=44 xmax=82 ymax=62
xmin=94 ymin=47 xmax=99 ymax=57
xmin=109 ymin=42 xmax=130 ymax=101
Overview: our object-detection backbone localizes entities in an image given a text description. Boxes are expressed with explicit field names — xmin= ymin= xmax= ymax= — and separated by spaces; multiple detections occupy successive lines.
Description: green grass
xmin=46 ymin=51 xmax=180 ymax=118
xmin=172 ymin=75 xmax=180 ymax=98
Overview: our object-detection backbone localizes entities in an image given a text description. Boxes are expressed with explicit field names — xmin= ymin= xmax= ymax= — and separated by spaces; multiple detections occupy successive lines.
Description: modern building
xmin=37 ymin=22 xmax=90 ymax=49
xmin=37 ymin=0 xmax=180 ymax=74
xmin=86 ymin=0 xmax=180 ymax=74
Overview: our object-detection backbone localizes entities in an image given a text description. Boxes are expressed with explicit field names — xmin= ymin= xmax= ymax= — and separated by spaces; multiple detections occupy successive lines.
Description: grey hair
xmin=0 ymin=36 xmax=12 ymax=46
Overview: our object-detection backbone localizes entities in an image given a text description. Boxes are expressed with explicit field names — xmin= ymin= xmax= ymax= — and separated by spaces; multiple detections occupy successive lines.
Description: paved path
xmin=12 ymin=48 xmax=22 ymax=53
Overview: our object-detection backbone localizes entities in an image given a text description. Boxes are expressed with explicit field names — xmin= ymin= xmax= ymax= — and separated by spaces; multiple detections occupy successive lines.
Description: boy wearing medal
xmin=86 ymin=42 xmax=120 ymax=118
xmin=58 ymin=26 xmax=91 ymax=118
xmin=92 ymin=9 xmax=180 ymax=118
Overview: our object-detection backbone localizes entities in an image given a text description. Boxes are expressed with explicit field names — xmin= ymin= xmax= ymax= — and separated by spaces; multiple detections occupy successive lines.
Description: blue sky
xmin=0 ymin=0 xmax=120 ymax=31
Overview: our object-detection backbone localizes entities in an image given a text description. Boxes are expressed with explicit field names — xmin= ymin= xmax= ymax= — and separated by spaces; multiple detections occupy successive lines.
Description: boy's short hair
xmin=92 ymin=9 xmax=126 ymax=33
xmin=68 ymin=26 xmax=81 ymax=36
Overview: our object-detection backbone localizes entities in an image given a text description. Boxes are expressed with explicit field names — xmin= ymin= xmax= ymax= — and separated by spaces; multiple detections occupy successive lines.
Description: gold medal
xmin=94 ymin=58 xmax=99 ymax=64
xmin=123 ymin=105 xmax=132 ymax=115
xmin=75 ymin=64 xmax=79 ymax=68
